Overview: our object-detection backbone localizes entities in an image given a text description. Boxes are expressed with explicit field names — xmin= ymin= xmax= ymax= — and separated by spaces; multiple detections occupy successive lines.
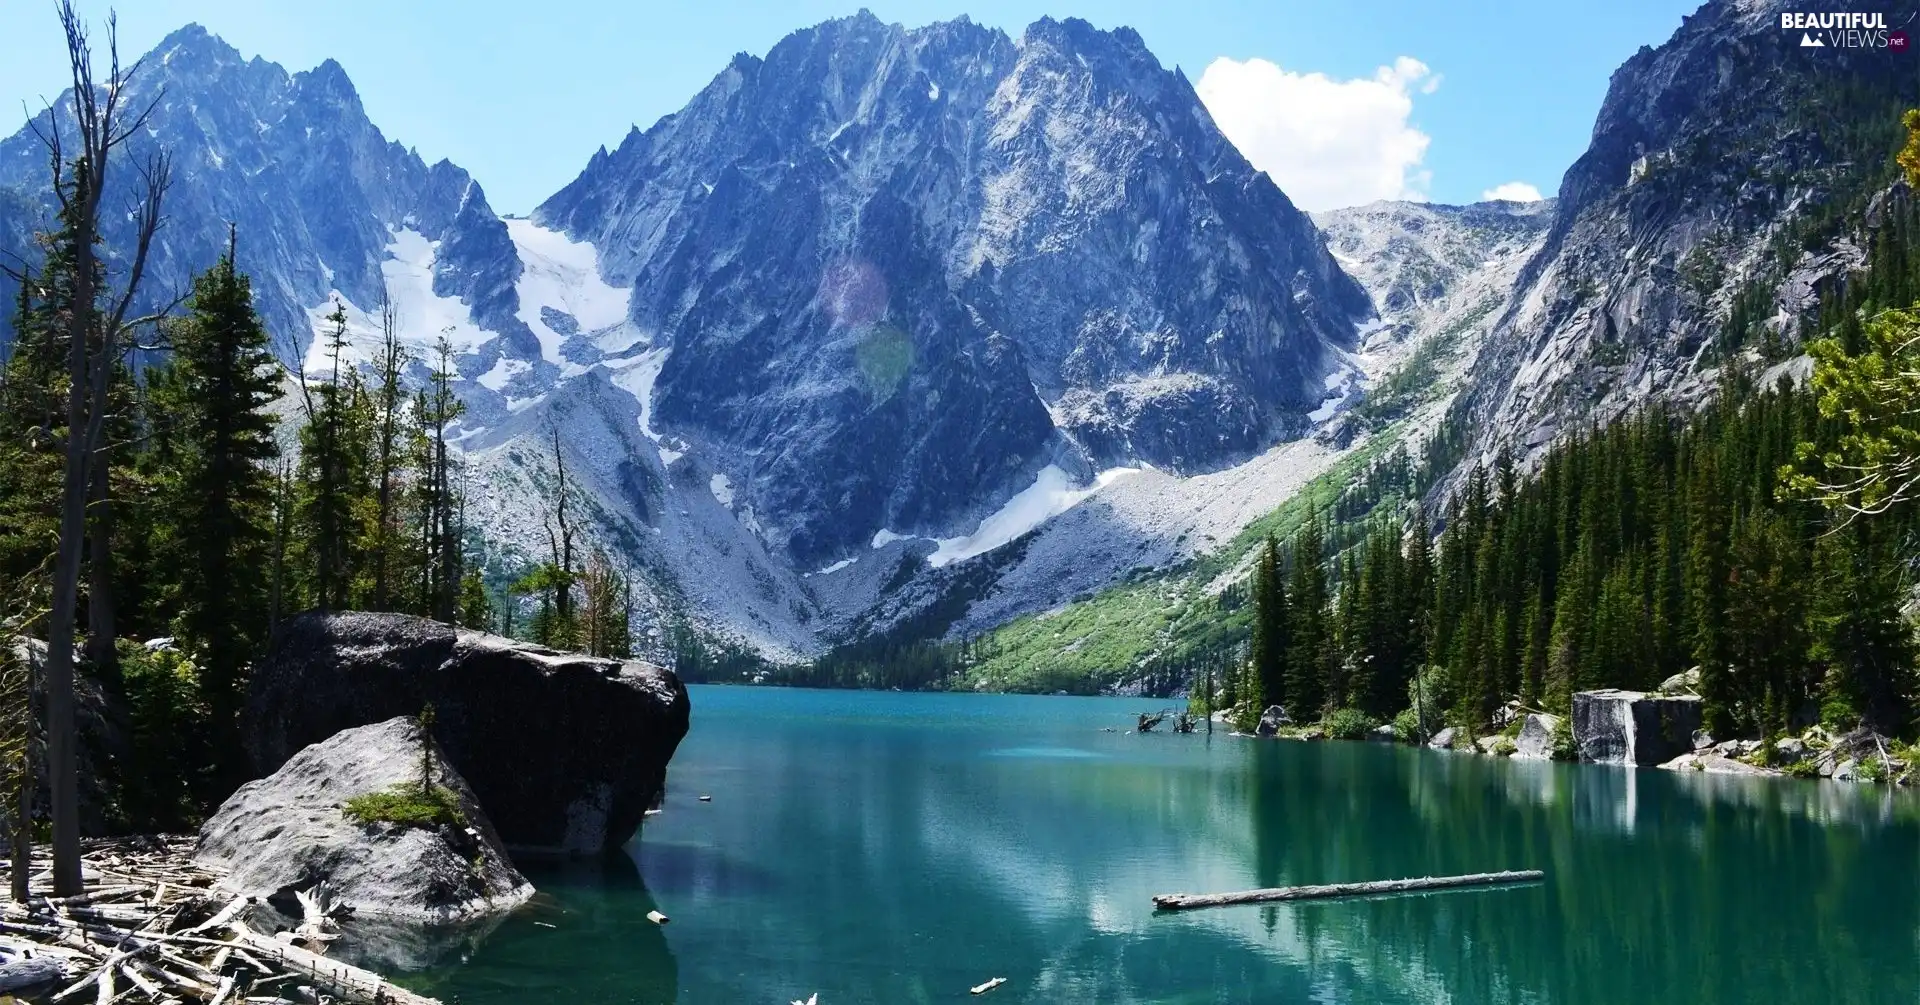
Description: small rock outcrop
xmin=1511 ymin=713 xmax=1562 ymax=761
xmin=196 ymin=717 xmax=533 ymax=924
xmin=1256 ymin=705 xmax=1290 ymax=736
xmin=1427 ymin=727 xmax=1458 ymax=751
xmin=1659 ymin=751 xmax=1779 ymax=776
xmin=245 ymin=611 xmax=690 ymax=855
xmin=1572 ymin=689 xmax=1702 ymax=766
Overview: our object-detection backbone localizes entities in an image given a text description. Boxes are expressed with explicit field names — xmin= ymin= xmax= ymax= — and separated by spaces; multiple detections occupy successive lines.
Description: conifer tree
xmin=149 ymin=238 xmax=280 ymax=784
xmin=1246 ymin=535 xmax=1287 ymax=709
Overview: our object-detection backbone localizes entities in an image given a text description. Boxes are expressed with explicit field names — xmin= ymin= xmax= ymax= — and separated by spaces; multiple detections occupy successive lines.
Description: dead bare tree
xmin=34 ymin=1 xmax=170 ymax=895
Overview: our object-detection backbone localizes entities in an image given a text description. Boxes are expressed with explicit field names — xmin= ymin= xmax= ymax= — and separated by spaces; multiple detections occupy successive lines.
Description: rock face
xmin=1511 ymin=713 xmax=1562 ymax=761
xmin=1457 ymin=1 xmax=1920 ymax=466
xmin=1572 ymin=689 xmax=1703 ymax=766
xmin=196 ymin=717 xmax=532 ymax=923
xmin=245 ymin=611 xmax=690 ymax=854
xmin=539 ymin=13 xmax=1370 ymax=565
xmin=0 ymin=26 xmax=510 ymax=363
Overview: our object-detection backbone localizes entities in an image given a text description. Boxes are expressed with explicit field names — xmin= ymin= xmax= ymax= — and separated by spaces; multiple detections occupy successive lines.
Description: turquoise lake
xmin=416 ymin=685 xmax=1920 ymax=1004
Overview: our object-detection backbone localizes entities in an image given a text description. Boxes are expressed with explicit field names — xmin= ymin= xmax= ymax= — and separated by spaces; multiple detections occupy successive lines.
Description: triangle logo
xmin=1800 ymin=31 xmax=1826 ymax=46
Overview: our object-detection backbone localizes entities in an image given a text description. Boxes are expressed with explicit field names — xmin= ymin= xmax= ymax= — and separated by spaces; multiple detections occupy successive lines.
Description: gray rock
xmin=1660 ymin=752 xmax=1779 ymax=776
xmin=1772 ymin=737 xmax=1807 ymax=761
xmin=1475 ymin=735 xmax=1504 ymax=756
xmin=195 ymin=717 xmax=533 ymax=927
xmin=1834 ymin=758 xmax=1859 ymax=782
xmin=1691 ymin=728 xmax=1715 ymax=751
xmin=1572 ymin=689 xmax=1702 ymax=765
xmin=245 ymin=611 xmax=690 ymax=855
xmin=1428 ymin=727 xmax=1458 ymax=751
xmin=1256 ymin=705 xmax=1291 ymax=737
xmin=1369 ymin=724 xmax=1398 ymax=743
xmin=1512 ymin=713 xmax=1562 ymax=760
xmin=1656 ymin=668 xmax=1700 ymax=695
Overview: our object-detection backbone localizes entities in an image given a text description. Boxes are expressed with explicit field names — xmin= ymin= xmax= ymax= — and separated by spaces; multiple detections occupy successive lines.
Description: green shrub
xmin=115 ymin=639 xmax=209 ymax=831
xmin=1784 ymin=759 xmax=1822 ymax=779
xmin=1492 ymin=737 xmax=1517 ymax=757
xmin=343 ymin=782 xmax=466 ymax=829
xmin=1391 ymin=707 xmax=1423 ymax=743
xmin=1323 ymin=708 xmax=1379 ymax=741
xmin=1549 ymin=716 xmax=1578 ymax=761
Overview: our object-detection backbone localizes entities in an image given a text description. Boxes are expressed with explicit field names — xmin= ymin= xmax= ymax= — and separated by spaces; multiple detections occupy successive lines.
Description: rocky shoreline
xmin=1226 ymin=677 xmax=1917 ymax=788
xmin=0 ymin=612 xmax=693 ymax=1002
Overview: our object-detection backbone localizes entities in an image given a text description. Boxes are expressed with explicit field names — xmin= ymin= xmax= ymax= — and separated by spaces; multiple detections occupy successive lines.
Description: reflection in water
xmin=430 ymin=687 xmax=1920 ymax=1004
xmin=410 ymin=850 xmax=678 ymax=1004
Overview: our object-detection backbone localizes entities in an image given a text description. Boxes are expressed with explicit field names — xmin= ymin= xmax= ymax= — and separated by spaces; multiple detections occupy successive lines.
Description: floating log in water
xmin=1151 ymin=870 xmax=1544 ymax=911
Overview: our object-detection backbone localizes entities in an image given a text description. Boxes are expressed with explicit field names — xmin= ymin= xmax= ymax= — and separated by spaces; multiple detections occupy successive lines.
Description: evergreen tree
xmin=1246 ymin=535 xmax=1287 ymax=709
xmin=148 ymin=242 xmax=281 ymax=785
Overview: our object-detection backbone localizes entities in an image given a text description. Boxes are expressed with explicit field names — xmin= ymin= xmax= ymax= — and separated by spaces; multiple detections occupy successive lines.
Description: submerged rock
xmin=196 ymin=717 xmax=533 ymax=925
xmin=1572 ymin=689 xmax=1702 ymax=766
xmin=1512 ymin=713 xmax=1562 ymax=761
xmin=245 ymin=611 xmax=691 ymax=854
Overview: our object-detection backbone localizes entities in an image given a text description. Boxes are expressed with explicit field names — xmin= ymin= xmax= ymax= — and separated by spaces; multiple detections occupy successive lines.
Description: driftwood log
xmin=1151 ymin=870 xmax=1545 ymax=911
xmin=1 ymin=835 xmax=444 ymax=1005
xmin=227 ymin=921 xmax=439 ymax=1005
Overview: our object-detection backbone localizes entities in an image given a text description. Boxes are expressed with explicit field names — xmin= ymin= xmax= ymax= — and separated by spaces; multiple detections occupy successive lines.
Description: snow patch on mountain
xmin=606 ymin=347 xmax=684 ymax=465
xmin=301 ymin=228 xmax=493 ymax=375
xmin=505 ymin=219 xmax=635 ymax=361
xmin=710 ymin=473 xmax=735 ymax=508
xmin=925 ymin=465 xmax=1144 ymax=568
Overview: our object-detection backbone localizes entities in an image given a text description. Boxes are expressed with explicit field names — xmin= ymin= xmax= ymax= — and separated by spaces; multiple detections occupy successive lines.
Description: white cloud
xmin=1195 ymin=55 xmax=1436 ymax=212
xmin=1480 ymin=181 xmax=1545 ymax=203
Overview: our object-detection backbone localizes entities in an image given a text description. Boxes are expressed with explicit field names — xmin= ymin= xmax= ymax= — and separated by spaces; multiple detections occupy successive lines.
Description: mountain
xmin=953 ymin=0 xmax=1920 ymax=692
xmin=1456 ymin=0 xmax=1919 ymax=464
xmin=0 ymin=14 xmax=1372 ymax=661
xmin=0 ymin=24 xmax=524 ymax=372
xmin=533 ymin=13 xmax=1369 ymax=566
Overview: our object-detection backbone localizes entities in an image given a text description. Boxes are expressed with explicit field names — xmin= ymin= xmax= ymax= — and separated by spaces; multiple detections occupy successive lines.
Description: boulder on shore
xmin=1659 ymin=751 xmax=1780 ymax=776
xmin=245 ymin=611 xmax=690 ymax=855
xmin=1256 ymin=705 xmax=1291 ymax=736
xmin=1427 ymin=727 xmax=1458 ymax=751
xmin=195 ymin=716 xmax=533 ymax=926
xmin=1572 ymin=689 xmax=1702 ymax=766
xmin=1511 ymin=713 xmax=1562 ymax=760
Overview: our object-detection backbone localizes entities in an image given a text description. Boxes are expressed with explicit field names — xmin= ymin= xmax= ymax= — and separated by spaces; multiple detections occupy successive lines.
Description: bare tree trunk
xmin=85 ymin=446 xmax=115 ymax=677
xmin=39 ymin=2 xmax=170 ymax=895
xmin=9 ymin=749 xmax=27 ymax=902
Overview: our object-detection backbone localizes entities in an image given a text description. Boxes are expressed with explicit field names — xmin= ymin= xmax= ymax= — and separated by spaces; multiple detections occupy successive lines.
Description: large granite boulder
xmin=1256 ymin=705 xmax=1291 ymax=736
xmin=245 ymin=611 xmax=690 ymax=854
xmin=1511 ymin=713 xmax=1562 ymax=761
xmin=196 ymin=717 xmax=533 ymax=926
xmin=1572 ymin=689 xmax=1702 ymax=766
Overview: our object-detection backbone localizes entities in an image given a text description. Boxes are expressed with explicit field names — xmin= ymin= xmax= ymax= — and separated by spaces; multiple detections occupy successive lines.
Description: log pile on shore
xmin=0 ymin=836 xmax=438 ymax=1005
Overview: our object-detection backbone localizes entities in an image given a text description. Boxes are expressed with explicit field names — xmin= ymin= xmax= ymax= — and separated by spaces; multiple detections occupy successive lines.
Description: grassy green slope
xmin=955 ymin=434 xmax=1404 ymax=693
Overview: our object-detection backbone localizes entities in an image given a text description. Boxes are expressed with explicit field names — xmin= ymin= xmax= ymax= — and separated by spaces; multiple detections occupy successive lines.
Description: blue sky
xmin=1 ymin=0 xmax=1703 ymax=214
